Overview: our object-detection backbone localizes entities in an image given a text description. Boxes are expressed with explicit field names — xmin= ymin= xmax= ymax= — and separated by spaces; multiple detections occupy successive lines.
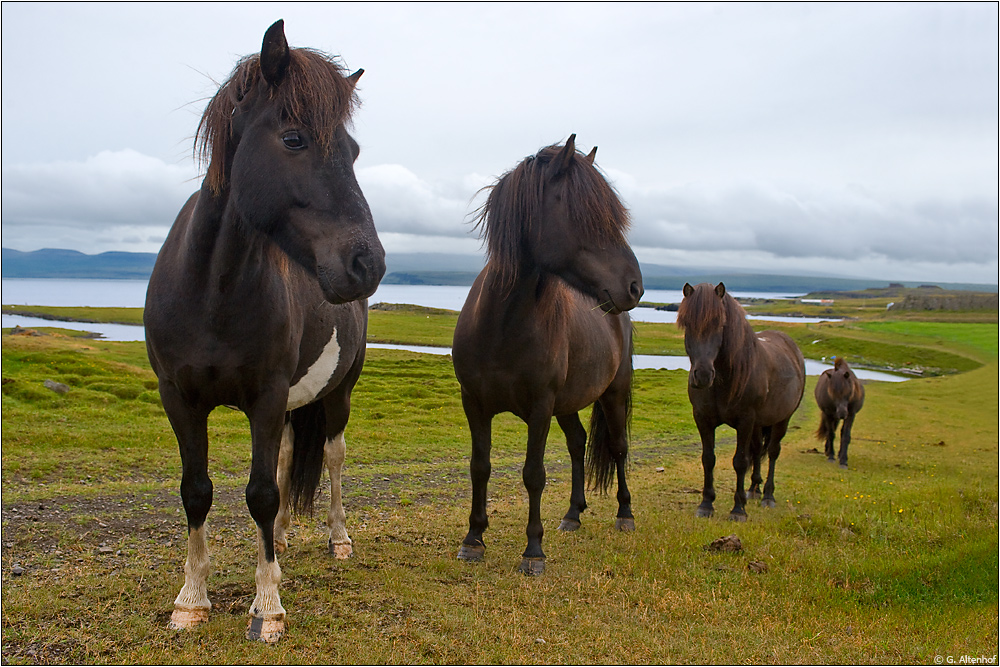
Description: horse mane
xmin=473 ymin=142 xmax=630 ymax=291
xmin=196 ymin=47 xmax=360 ymax=193
xmin=676 ymin=283 xmax=756 ymax=401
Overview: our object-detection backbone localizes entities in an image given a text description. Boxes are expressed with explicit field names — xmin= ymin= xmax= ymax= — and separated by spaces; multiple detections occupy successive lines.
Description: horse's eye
xmin=282 ymin=131 xmax=305 ymax=150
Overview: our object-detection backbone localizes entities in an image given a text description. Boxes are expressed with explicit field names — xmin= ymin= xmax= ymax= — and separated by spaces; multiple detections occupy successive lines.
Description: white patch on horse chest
xmin=287 ymin=328 xmax=340 ymax=410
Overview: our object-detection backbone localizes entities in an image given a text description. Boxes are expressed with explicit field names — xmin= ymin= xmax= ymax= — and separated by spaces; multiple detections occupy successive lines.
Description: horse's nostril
xmin=629 ymin=281 xmax=643 ymax=300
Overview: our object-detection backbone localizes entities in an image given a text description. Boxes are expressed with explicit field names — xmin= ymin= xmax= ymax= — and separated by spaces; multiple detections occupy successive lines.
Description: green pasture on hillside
xmin=1 ymin=309 xmax=997 ymax=664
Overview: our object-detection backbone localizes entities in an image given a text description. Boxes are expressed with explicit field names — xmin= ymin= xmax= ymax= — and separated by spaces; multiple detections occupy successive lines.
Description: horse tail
xmin=288 ymin=401 xmax=327 ymax=515
xmin=586 ymin=326 xmax=634 ymax=494
xmin=815 ymin=416 xmax=830 ymax=442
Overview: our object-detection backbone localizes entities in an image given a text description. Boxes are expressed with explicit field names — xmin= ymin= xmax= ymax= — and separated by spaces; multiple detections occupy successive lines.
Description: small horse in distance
xmin=144 ymin=20 xmax=384 ymax=643
xmin=452 ymin=135 xmax=644 ymax=575
xmin=677 ymin=282 xmax=805 ymax=521
xmin=815 ymin=357 xmax=865 ymax=469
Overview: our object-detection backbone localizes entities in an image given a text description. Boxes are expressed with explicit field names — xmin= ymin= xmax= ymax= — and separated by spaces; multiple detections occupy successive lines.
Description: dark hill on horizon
xmin=3 ymin=247 xmax=996 ymax=294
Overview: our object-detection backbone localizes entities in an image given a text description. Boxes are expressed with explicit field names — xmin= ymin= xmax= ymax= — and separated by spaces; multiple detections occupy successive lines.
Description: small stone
xmin=12 ymin=564 xmax=25 ymax=576
xmin=98 ymin=546 xmax=114 ymax=554
xmin=43 ymin=379 xmax=70 ymax=394
xmin=656 ymin=467 xmax=665 ymax=473
xmin=535 ymin=638 xmax=546 ymax=644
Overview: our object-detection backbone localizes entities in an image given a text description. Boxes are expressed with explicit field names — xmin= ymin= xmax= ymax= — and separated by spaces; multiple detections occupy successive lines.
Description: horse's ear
xmin=552 ymin=133 xmax=577 ymax=178
xmin=683 ymin=283 xmax=694 ymax=298
xmin=715 ymin=282 xmax=726 ymax=298
xmin=585 ymin=146 xmax=598 ymax=165
xmin=347 ymin=68 xmax=364 ymax=89
xmin=260 ymin=19 xmax=291 ymax=87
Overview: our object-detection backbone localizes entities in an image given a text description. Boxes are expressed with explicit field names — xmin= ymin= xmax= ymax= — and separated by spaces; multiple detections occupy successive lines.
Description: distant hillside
xmin=3 ymin=247 xmax=996 ymax=294
xmin=2 ymin=248 xmax=158 ymax=279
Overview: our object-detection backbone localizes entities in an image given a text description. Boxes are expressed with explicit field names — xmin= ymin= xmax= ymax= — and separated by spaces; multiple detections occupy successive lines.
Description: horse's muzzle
xmin=689 ymin=366 xmax=715 ymax=390
xmin=317 ymin=244 xmax=386 ymax=304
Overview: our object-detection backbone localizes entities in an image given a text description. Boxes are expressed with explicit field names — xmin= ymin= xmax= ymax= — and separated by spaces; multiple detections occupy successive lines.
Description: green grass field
xmin=1 ymin=308 xmax=997 ymax=663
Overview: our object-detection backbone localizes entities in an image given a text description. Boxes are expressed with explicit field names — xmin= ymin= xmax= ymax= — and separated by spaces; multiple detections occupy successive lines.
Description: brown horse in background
xmin=452 ymin=135 xmax=643 ymax=575
xmin=677 ymin=282 xmax=805 ymax=521
xmin=815 ymin=357 xmax=865 ymax=469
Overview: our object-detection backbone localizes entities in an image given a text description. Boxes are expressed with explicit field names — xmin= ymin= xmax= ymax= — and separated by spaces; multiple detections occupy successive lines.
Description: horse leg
xmin=729 ymin=421 xmax=753 ymax=521
xmin=160 ymin=384 xmax=213 ymax=631
xmin=598 ymin=392 xmax=635 ymax=531
xmin=838 ymin=412 xmax=855 ymax=469
xmin=747 ymin=426 xmax=765 ymax=500
xmin=273 ymin=421 xmax=294 ymax=555
xmin=458 ymin=390 xmax=492 ymax=562
xmin=823 ymin=413 xmax=838 ymax=462
xmin=556 ymin=413 xmax=587 ymax=531
xmin=519 ymin=411 xmax=552 ymax=576
xmin=695 ymin=418 xmax=717 ymax=518
xmin=323 ymin=431 xmax=352 ymax=558
xmin=761 ymin=420 xmax=788 ymax=509
xmin=244 ymin=391 xmax=288 ymax=644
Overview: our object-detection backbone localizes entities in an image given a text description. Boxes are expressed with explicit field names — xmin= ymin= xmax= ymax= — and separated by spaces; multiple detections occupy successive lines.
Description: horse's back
xmin=755 ymin=329 xmax=805 ymax=423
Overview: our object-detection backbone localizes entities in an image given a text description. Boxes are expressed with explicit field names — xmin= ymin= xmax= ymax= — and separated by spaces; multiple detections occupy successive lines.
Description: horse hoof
xmin=760 ymin=498 xmax=776 ymax=509
xmin=168 ymin=604 xmax=209 ymax=631
xmin=728 ymin=512 xmax=748 ymax=522
xmin=696 ymin=507 xmax=714 ymax=519
xmin=826 ymin=457 xmax=836 ymax=463
xmin=747 ymin=491 xmax=761 ymax=500
xmin=518 ymin=557 xmax=545 ymax=576
xmin=558 ymin=518 xmax=581 ymax=532
xmin=839 ymin=463 xmax=849 ymax=470
xmin=457 ymin=543 xmax=485 ymax=562
xmin=615 ymin=517 xmax=636 ymax=532
xmin=246 ymin=615 xmax=284 ymax=644
xmin=328 ymin=540 xmax=353 ymax=559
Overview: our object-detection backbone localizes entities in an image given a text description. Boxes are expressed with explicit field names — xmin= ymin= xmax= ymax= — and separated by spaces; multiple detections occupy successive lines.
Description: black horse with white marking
xmin=144 ymin=20 xmax=384 ymax=643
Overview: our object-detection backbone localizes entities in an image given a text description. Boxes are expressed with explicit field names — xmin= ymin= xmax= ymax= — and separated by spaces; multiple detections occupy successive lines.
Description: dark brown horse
xmin=677 ymin=282 xmax=805 ymax=521
xmin=815 ymin=357 xmax=865 ymax=469
xmin=452 ymin=135 xmax=643 ymax=575
xmin=144 ymin=21 xmax=384 ymax=643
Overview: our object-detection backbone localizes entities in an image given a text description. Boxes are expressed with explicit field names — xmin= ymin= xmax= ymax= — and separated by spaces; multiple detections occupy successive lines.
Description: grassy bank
xmin=2 ymin=315 xmax=997 ymax=663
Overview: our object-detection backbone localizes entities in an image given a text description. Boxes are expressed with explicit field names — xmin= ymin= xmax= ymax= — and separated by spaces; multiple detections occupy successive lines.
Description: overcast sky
xmin=2 ymin=2 xmax=997 ymax=284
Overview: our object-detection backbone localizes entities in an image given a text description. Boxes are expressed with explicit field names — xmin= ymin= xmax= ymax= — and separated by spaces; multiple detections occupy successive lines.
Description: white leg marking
xmin=287 ymin=328 xmax=340 ymax=410
xmin=246 ymin=526 xmax=286 ymax=643
xmin=274 ymin=422 xmax=294 ymax=555
xmin=169 ymin=524 xmax=211 ymax=630
xmin=325 ymin=431 xmax=353 ymax=559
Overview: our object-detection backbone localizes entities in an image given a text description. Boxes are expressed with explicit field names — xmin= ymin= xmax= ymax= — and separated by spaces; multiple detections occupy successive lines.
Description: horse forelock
xmin=196 ymin=47 xmax=360 ymax=193
xmin=473 ymin=143 xmax=630 ymax=291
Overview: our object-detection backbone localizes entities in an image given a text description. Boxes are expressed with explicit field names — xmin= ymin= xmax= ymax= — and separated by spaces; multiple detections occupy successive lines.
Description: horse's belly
xmin=287 ymin=327 xmax=342 ymax=410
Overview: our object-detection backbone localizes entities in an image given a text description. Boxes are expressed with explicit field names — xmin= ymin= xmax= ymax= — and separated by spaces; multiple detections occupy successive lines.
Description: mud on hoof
xmin=558 ymin=518 xmax=581 ymax=532
xmin=168 ymin=604 xmax=210 ymax=631
xmin=457 ymin=543 xmax=485 ymax=562
xmin=328 ymin=540 xmax=353 ymax=559
xmin=518 ymin=557 xmax=545 ymax=576
xmin=615 ymin=517 xmax=636 ymax=532
xmin=246 ymin=615 xmax=284 ymax=644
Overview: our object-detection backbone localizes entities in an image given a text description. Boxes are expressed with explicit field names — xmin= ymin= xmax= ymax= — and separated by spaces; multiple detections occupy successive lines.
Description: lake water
xmin=2 ymin=278 xmax=905 ymax=382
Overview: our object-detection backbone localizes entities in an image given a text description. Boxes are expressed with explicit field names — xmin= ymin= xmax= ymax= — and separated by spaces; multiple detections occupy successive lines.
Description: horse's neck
xmin=182 ymin=187 xmax=291 ymax=307
xmin=479 ymin=265 xmax=562 ymax=326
